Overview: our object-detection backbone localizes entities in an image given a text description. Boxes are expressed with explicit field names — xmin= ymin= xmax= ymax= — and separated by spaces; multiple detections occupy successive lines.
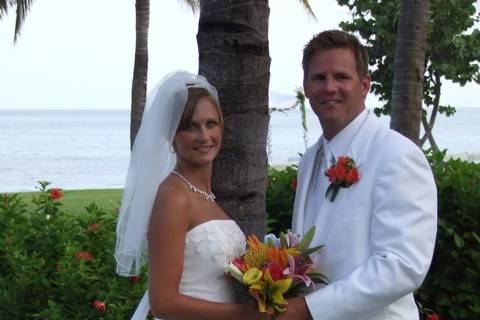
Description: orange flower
xmin=345 ymin=167 xmax=359 ymax=184
xmin=75 ymin=251 xmax=93 ymax=262
xmin=326 ymin=167 xmax=338 ymax=183
xmin=267 ymin=247 xmax=289 ymax=269
xmin=49 ymin=188 xmax=63 ymax=200
xmin=88 ymin=223 xmax=100 ymax=232
xmin=247 ymin=234 xmax=263 ymax=249
xmin=335 ymin=165 xmax=348 ymax=181
xmin=337 ymin=156 xmax=349 ymax=167
xmin=324 ymin=156 xmax=359 ymax=201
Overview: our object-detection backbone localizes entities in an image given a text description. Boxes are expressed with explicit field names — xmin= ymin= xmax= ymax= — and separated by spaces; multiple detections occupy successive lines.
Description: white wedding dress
xmin=132 ymin=219 xmax=246 ymax=320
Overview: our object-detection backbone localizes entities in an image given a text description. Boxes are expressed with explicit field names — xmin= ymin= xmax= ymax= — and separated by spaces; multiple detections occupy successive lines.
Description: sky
xmin=0 ymin=0 xmax=479 ymax=110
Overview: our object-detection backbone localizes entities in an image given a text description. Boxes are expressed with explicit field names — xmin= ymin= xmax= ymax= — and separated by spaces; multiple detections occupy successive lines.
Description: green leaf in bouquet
xmin=297 ymin=226 xmax=316 ymax=253
xmin=301 ymin=244 xmax=324 ymax=256
xmin=307 ymin=271 xmax=329 ymax=285
xmin=280 ymin=231 xmax=288 ymax=248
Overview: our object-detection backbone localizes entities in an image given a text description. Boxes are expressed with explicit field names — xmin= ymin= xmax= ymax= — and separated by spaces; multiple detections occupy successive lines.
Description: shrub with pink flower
xmin=93 ymin=300 xmax=106 ymax=313
xmin=49 ymin=188 xmax=63 ymax=200
xmin=75 ymin=251 xmax=93 ymax=262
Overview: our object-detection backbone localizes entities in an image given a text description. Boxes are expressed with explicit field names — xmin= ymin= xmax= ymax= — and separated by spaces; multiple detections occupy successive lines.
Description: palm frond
xmin=182 ymin=0 xmax=200 ymax=14
xmin=0 ymin=0 xmax=11 ymax=18
xmin=14 ymin=0 xmax=34 ymax=42
xmin=296 ymin=0 xmax=317 ymax=21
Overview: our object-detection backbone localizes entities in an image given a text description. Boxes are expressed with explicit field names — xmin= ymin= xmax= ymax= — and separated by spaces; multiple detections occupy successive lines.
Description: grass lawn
xmin=13 ymin=188 xmax=123 ymax=215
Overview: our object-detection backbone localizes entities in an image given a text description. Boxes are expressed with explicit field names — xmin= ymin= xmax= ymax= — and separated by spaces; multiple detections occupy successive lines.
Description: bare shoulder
xmin=155 ymin=177 xmax=190 ymax=211
xmin=148 ymin=175 xmax=191 ymax=240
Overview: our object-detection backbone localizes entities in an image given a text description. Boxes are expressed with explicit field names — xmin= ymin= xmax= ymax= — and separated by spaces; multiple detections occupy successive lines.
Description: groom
xmin=278 ymin=30 xmax=437 ymax=320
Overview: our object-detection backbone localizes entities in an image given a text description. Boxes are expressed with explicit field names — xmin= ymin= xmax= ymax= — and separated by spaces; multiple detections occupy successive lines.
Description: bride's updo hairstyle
xmin=176 ymin=86 xmax=224 ymax=134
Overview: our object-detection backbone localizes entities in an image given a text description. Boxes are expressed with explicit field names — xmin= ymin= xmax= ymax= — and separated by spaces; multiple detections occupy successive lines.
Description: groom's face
xmin=303 ymin=47 xmax=371 ymax=139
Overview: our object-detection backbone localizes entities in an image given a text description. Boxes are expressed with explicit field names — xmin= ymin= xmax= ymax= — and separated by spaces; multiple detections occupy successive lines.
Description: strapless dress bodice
xmin=178 ymin=219 xmax=246 ymax=303
xmin=133 ymin=219 xmax=246 ymax=320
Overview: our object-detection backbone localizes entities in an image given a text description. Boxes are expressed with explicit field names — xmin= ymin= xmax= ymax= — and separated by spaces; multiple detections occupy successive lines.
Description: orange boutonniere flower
xmin=325 ymin=156 xmax=359 ymax=201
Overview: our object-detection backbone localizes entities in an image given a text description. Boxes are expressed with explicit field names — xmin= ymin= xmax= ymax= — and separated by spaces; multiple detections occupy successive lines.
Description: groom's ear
xmin=303 ymin=80 xmax=310 ymax=99
xmin=361 ymin=73 xmax=371 ymax=99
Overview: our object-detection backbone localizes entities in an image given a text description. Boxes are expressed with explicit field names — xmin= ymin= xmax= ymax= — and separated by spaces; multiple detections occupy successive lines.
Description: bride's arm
xmin=147 ymin=186 xmax=265 ymax=320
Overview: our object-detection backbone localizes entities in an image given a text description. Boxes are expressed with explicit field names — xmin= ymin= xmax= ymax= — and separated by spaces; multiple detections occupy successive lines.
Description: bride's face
xmin=173 ymin=97 xmax=222 ymax=166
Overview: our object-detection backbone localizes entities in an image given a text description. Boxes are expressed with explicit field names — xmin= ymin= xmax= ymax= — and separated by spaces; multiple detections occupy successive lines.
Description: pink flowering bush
xmin=0 ymin=181 xmax=148 ymax=319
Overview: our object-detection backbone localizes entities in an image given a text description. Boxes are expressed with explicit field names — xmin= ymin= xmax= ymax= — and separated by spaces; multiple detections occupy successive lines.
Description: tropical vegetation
xmin=337 ymin=0 xmax=480 ymax=149
xmin=2 ymin=154 xmax=479 ymax=319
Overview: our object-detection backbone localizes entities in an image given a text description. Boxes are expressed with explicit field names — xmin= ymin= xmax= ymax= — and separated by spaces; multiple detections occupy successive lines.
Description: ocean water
xmin=1 ymin=108 xmax=479 ymax=192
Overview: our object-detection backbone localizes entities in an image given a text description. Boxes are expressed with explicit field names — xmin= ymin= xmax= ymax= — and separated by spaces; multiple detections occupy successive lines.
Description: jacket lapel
xmin=314 ymin=111 xmax=379 ymax=244
xmin=292 ymin=139 xmax=323 ymax=236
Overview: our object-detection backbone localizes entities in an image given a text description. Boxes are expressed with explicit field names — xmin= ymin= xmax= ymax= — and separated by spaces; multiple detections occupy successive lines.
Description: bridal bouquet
xmin=226 ymin=227 xmax=327 ymax=316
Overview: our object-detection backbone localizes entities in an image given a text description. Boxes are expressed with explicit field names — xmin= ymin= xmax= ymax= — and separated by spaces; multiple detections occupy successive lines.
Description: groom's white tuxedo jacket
xmin=292 ymin=110 xmax=437 ymax=320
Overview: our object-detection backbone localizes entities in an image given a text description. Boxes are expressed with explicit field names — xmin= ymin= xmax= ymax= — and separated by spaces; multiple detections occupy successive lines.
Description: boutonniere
xmin=325 ymin=156 xmax=359 ymax=202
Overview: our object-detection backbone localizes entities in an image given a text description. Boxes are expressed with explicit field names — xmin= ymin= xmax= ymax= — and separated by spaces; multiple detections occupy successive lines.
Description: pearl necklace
xmin=171 ymin=171 xmax=216 ymax=202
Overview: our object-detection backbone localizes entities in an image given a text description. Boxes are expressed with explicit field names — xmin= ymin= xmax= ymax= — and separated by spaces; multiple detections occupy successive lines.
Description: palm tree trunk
xmin=390 ymin=0 xmax=430 ymax=145
xmin=130 ymin=0 xmax=149 ymax=149
xmin=197 ymin=0 xmax=271 ymax=238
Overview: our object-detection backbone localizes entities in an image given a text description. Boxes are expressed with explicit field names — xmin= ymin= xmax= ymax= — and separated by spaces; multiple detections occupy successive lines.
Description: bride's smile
xmin=174 ymin=96 xmax=223 ymax=166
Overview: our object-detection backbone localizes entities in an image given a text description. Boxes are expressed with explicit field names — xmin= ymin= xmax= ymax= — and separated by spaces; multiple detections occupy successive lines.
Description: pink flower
xmin=290 ymin=179 xmax=297 ymax=190
xmin=75 ymin=251 xmax=93 ymax=262
xmin=284 ymin=255 xmax=314 ymax=288
xmin=93 ymin=300 xmax=106 ymax=313
xmin=49 ymin=188 xmax=63 ymax=200
xmin=232 ymin=257 xmax=248 ymax=272
xmin=266 ymin=264 xmax=285 ymax=281
xmin=427 ymin=313 xmax=440 ymax=320
xmin=129 ymin=275 xmax=141 ymax=283
xmin=88 ymin=223 xmax=100 ymax=232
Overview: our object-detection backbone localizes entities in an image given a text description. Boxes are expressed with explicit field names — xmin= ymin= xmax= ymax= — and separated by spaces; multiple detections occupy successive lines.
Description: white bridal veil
xmin=114 ymin=70 xmax=219 ymax=277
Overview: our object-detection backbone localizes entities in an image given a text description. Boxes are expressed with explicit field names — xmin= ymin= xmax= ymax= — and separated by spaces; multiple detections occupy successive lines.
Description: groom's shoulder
xmin=371 ymin=124 xmax=426 ymax=159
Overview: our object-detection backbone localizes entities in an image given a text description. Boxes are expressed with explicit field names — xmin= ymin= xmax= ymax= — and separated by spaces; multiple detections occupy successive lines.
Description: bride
xmin=114 ymin=71 xmax=266 ymax=320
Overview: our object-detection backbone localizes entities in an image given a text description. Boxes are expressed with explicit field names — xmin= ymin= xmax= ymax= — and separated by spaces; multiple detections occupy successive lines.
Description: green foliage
xmin=15 ymin=188 xmax=122 ymax=216
xmin=0 ymin=183 xmax=148 ymax=319
xmin=337 ymin=0 xmax=480 ymax=118
xmin=266 ymin=165 xmax=298 ymax=234
xmin=266 ymin=156 xmax=480 ymax=319
xmin=416 ymin=152 xmax=480 ymax=319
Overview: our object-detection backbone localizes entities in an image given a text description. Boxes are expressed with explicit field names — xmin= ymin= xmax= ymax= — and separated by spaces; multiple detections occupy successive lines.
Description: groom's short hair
xmin=302 ymin=30 xmax=369 ymax=80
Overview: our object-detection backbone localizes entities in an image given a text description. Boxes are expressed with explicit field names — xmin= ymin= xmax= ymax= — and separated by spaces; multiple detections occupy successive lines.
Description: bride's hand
xmin=240 ymin=304 xmax=270 ymax=320
xmin=275 ymin=297 xmax=312 ymax=320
